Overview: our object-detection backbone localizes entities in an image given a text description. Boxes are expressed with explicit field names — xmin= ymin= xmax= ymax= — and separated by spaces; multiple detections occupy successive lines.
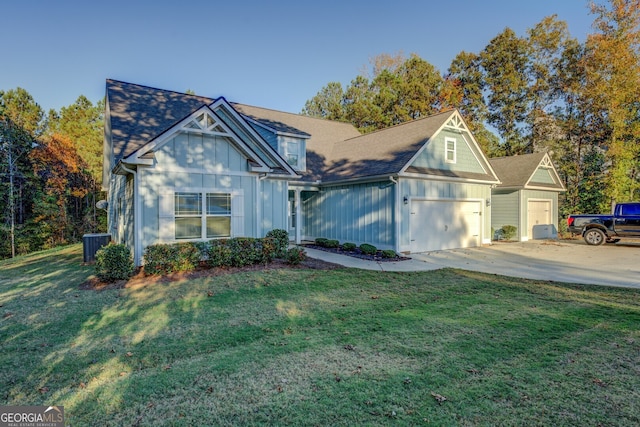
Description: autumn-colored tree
xmin=583 ymin=0 xmax=640 ymax=207
xmin=30 ymin=133 xmax=92 ymax=247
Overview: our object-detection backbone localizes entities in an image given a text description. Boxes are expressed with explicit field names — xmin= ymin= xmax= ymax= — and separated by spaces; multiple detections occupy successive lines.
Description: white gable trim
xmin=399 ymin=111 xmax=454 ymax=175
xmin=209 ymin=98 xmax=299 ymax=177
xmin=398 ymin=110 xmax=499 ymax=183
xmin=523 ymin=153 xmax=565 ymax=191
xmin=123 ymin=106 xmax=270 ymax=170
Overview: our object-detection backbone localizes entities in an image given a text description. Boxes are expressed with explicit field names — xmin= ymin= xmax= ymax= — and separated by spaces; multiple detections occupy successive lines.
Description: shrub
xmin=143 ymin=242 xmax=202 ymax=275
xmin=342 ymin=242 xmax=357 ymax=251
xmin=143 ymin=244 xmax=173 ymax=275
xmin=95 ymin=243 xmax=134 ymax=282
xmin=226 ymin=238 xmax=259 ymax=267
xmin=381 ymin=249 xmax=397 ymax=259
xmin=326 ymin=239 xmax=339 ymax=248
xmin=359 ymin=243 xmax=377 ymax=255
xmin=315 ymin=238 xmax=329 ymax=247
xmin=501 ymin=225 xmax=518 ymax=241
xmin=174 ymin=242 xmax=202 ymax=271
xmin=286 ymin=247 xmax=307 ymax=265
xmin=266 ymin=229 xmax=289 ymax=257
xmin=206 ymin=240 xmax=233 ymax=268
xmin=226 ymin=237 xmax=276 ymax=266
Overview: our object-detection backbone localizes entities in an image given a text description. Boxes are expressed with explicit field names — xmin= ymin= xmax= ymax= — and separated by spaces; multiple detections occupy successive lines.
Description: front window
xmin=175 ymin=192 xmax=231 ymax=239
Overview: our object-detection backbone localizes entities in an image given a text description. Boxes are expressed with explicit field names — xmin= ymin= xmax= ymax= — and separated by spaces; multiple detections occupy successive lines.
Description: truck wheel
xmin=584 ymin=228 xmax=606 ymax=246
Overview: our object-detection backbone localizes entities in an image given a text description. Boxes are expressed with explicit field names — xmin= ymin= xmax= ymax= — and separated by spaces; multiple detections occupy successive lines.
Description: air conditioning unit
xmin=82 ymin=233 xmax=112 ymax=263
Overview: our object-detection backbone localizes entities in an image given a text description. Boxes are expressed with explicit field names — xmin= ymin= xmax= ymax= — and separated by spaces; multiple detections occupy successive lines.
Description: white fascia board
xmin=400 ymin=171 xmax=500 ymax=185
xmin=523 ymin=153 xmax=566 ymax=192
xmin=123 ymin=105 xmax=274 ymax=172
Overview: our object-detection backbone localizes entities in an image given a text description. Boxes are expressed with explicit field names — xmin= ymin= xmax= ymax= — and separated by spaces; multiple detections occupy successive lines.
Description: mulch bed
xmin=302 ymin=244 xmax=411 ymax=263
xmin=80 ymin=257 xmax=342 ymax=291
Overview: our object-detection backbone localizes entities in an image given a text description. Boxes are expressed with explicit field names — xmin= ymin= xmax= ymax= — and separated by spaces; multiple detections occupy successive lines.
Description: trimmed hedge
xmin=381 ymin=249 xmax=397 ymax=259
xmin=342 ymin=242 xmax=357 ymax=252
xmin=325 ymin=239 xmax=339 ymax=248
xmin=143 ymin=242 xmax=201 ymax=275
xmin=266 ymin=229 xmax=289 ymax=257
xmin=359 ymin=243 xmax=377 ymax=255
xmin=95 ymin=243 xmax=134 ymax=282
xmin=315 ymin=238 xmax=329 ymax=247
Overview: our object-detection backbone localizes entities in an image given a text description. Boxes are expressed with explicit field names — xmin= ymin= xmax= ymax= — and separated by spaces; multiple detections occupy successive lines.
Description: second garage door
xmin=527 ymin=199 xmax=552 ymax=239
xmin=410 ymin=200 xmax=481 ymax=253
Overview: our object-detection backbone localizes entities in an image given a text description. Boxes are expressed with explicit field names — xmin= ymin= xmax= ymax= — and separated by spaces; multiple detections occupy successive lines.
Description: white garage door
xmin=527 ymin=200 xmax=552 ymax=239
xmin=410 ymin=200 xmax=481 ymax=252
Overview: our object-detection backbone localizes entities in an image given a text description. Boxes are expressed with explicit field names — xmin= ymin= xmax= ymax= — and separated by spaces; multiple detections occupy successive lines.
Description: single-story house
xmin=103 ymin=79 xmax=513 ymax=265
xmin=489 ymin=152 xmax=565 ymax=241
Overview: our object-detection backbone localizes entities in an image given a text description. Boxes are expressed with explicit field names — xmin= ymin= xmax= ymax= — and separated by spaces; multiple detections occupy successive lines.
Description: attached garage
xmin=410 ymin=199 xmax=482 ymax=252
xmin=489 ymin=153 xmax=565 ymax=241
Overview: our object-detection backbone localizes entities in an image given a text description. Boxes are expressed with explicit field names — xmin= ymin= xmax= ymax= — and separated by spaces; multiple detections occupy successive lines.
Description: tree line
xmin=302 ymin=0 xmax=640 ymax=217
xmin=0 ymin=89 xmax=104 ymax=259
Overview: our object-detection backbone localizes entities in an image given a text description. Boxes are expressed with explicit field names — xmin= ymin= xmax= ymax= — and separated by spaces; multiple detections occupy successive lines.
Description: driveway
xmin=305 ymin=239 xmax=640 ymax=288
xmin=408 ymin=239 xmax=640 ymax=289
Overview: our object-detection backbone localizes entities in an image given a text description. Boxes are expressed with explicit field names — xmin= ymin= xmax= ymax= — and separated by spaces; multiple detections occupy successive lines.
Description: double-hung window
xmin=445 ymin=137 xmax=456 ymax=164
xmin=174 ymin=192 xmax=231 ymax=240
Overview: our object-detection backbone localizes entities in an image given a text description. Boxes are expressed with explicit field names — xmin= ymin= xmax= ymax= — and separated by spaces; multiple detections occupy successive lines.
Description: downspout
xmin=120 ymin=164 xmax=141 ymax=266
xmin=257 ymin=174 xmax=268 ymax=237
xmin=389 ymin=176 xmax=401 ymax=254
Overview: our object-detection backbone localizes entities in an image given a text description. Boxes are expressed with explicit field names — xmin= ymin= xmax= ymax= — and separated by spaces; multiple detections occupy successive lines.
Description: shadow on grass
xmin=1 ymin=245 xmax=639 ymax=425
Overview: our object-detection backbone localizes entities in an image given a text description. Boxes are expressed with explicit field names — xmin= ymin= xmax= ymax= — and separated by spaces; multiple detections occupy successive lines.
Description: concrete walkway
xmin=302 ymin=240 xmax=640 ymax=289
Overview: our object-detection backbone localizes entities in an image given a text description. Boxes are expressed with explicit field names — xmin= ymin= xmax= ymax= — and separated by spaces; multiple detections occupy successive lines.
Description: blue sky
xmin=1 ymin=0 xmax=595 ymax=115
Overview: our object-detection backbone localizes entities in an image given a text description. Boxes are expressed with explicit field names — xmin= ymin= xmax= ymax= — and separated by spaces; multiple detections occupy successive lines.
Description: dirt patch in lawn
xmin=80 ymin=257 xmax=342 ymax=291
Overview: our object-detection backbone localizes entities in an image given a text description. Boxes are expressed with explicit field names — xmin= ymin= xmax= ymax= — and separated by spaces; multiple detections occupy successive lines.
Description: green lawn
xmin=1 ymin=244 xmax=639 ymax=426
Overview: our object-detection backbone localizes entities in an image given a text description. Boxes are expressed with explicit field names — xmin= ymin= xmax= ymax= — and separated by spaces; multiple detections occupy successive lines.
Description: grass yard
xmin=1 ymin=244 xmax=639 ymax=426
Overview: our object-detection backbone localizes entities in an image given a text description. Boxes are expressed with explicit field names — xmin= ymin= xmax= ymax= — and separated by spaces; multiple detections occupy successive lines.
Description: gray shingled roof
xmin=107 ymin=79 xmax=215 ymax=163
xmin=106 ymin=80 xmax=498 ymax=185
xmin=489 ymin=152 xmax=563 ymax=190
xmin=323 ymin=110 xmax=488 ymax=182
xmin=232 ymin=103 xmax=362 ymax=182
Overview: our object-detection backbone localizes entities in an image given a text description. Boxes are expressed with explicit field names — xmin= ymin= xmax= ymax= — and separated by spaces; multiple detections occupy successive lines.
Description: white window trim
xmin=174 ymin=192 xmax=232 ymax=240
xmin=158 ymin=188 xmax=244 ymax=242
xmin=445 ymin=137 xmax=456 ymax=164
xmin=284 ymin=140 xmax=300 ymax=168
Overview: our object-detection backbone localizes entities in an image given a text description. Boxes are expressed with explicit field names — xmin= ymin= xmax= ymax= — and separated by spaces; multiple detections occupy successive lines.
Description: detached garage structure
xmin=489 ymin=152 xmax=565 ymax=241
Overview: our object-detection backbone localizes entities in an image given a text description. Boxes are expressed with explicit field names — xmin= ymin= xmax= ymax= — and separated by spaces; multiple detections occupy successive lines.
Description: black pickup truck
xmin=567 ymin=202 xmax=640 ymax=245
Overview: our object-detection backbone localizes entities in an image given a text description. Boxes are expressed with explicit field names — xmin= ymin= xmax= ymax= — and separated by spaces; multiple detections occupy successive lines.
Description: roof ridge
xmin=106 ymin=78 xmax=216 ymax=104
xmin=232 ymin=102 xmax=358 ymax=127
xmin=341 ymin=108 xmax=457 ymax=143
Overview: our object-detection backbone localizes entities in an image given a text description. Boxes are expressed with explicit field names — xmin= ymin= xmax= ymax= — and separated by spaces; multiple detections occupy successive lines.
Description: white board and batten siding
xmin=138 ymin=131 xmax=287 ymax=249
